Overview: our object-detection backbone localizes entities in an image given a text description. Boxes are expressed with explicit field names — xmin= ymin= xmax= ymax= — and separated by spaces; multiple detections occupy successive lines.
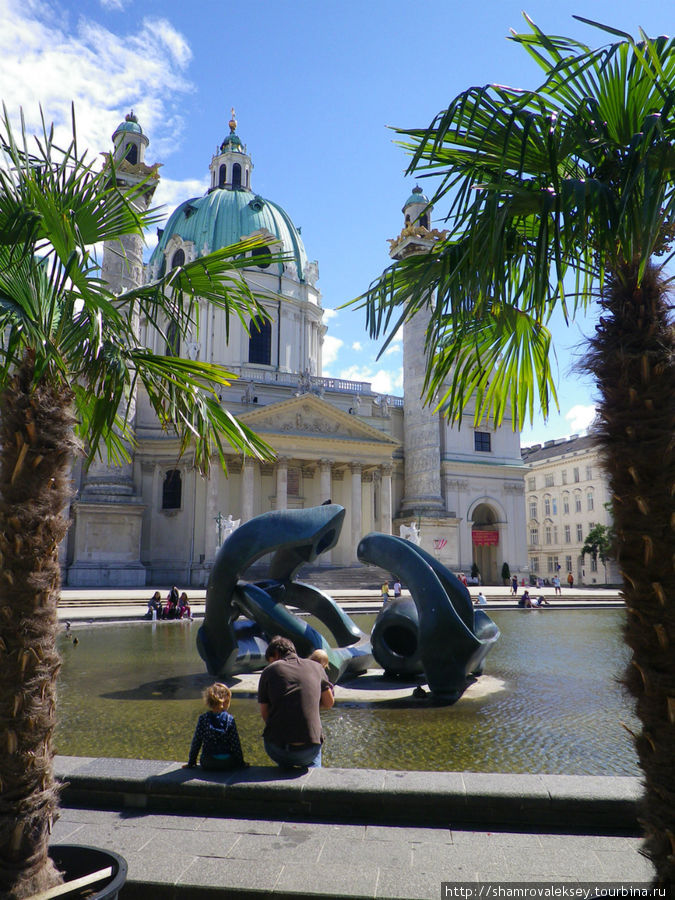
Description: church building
xmin=63 ymin=111 xmax=527 ymax=587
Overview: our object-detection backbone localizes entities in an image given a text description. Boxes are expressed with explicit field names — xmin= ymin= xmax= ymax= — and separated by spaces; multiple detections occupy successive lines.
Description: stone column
xmin=205 ymin=466 xmax=220 ymax=561
xmin=380 ymin=464 xmax=393 ymax=535
xmin=400 ymin=305 xmax=445 ymax=517
xmin=319 ymin=458 xmax=333 ymax=564
xmin=241 ymin=458 xmax=255 ymax=523
xmin=319 ymin=458 xmax=333 ymax=504
xmin=350 ymin=462 xmax=363 ymax=563
xmin=276 ymin=456 xmax=288 ymax=511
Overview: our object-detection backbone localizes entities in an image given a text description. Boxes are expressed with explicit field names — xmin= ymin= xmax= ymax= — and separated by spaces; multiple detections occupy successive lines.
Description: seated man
xmin=258 ymin=635 xmax=334 ymax=769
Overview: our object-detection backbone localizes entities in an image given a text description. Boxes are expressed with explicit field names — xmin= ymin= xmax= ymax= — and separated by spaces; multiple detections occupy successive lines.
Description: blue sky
xmin=2 ymin=0 xmax=672 ymax=444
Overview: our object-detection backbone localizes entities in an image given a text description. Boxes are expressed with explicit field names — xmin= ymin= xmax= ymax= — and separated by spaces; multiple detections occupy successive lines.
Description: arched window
xmin=125 ymin=143 xmax=138 ymax=165
xmin=165 ymin=321 xmax=180 ymax=357
xmin=219 ymin=164 xmax=226 ymax=187
xmin=420 ymin=213 xmax=429 ymax=228
xmin=232 ymin=163 xmax=242 ymax=189
xmin=248 ymin=316 xmax=272 ymax=365
xmin=162 ymin=470 xmax=182 ymax=510
xmin=170 ymin=248 xmax=185 ymax=269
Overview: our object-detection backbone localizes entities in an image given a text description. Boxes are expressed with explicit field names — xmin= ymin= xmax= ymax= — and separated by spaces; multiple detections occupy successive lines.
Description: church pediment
xmin=239 ymin=394 xmax=399 ymax=448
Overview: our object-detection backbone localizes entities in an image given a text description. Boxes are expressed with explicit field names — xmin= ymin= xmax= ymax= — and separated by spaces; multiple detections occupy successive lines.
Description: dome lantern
xmin=209 ymin=106 xmax=253 ymax=192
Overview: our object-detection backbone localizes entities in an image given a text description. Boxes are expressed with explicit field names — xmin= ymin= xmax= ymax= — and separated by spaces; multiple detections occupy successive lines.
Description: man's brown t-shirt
xmin=258 ymin=654 xmax=331 ymax=745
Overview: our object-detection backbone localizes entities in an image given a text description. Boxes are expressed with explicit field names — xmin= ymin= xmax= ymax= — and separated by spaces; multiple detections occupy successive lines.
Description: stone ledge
xmin=55 ymin=756 xmax=641 ymax=834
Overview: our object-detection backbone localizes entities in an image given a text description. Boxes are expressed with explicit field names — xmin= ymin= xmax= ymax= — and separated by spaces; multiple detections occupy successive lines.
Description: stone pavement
xmin=51 ymin=757 xmax=654 ymax=900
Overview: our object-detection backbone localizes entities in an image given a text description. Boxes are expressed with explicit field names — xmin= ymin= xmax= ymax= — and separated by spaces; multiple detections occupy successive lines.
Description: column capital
xmin=380 ymin=463 xmax=393 ymax=477
xmin=319 ymin=457 xmax=334 ymax=469
xmin=350 ymin=461 xmax=363 ymax=474
xmin=276 ymin=456 xmax=290 ymax=468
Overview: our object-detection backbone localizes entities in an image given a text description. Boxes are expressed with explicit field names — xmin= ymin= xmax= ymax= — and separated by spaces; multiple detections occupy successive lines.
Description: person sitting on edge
xmin=145 ymin=591 xmax=162 ymax=619
xmin=522 ymin=590 xmax=533 ymax=608
xmin=184 ymin=683 xmax=247 ymax=771
xmin=177 ymin=591 xmax=192 ymax=619
xmin=258 ymin=635 xmax=334 ymax=769
xmin=474 ymin=591 xmax=488 ymax=606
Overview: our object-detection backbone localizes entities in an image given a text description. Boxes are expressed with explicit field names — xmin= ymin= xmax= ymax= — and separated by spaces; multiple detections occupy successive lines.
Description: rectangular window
xmin=573 ymin=467 xmax=580 ymax=483
xmin=552 ymin=498 xmax=558 ymax=515
xmin=529 ymin=527 xmax=539 ymax=545
xmin=576 ymin=524 xmax=583 ymax=541
xmin=553 ymin=527 xmax=559 ymax=544
xmin=563 ymin=496 xmax=570 ymax=515
xmin=562 ymin=471 xmax=568 ymax=485
xmin=474 ymin=431 xmax=491 ymax=452
xmin=545 ymin=474 xmax=554 ymax=487
xmin=586 ymin=465 xmax=592 ymax=480
xmin=575 ymin=495 xmax=582 ymax=513
xmin=544 ymin=498 xmax=551 ymax=516
xmin=529 ymin=501 xmax=537 ymax=519
xmin=564 ymin=525 xmax=571 ymax=543
xmin=547 ymin=556 xmax=556 ymax=573
xmin=527 ymin=477 xmax=536 ymax=491
xmin=590 ymin=557 xmax=598 ymax=572
xmin=565 ymin=555 xmax=572 ymax=572
xmin=530 ymin=556 xmax=539 ymax=573
xmin=545 ymin=526 xmax=552 ymax=545
xmin=587 ymin=492 xmax=594 ymax=511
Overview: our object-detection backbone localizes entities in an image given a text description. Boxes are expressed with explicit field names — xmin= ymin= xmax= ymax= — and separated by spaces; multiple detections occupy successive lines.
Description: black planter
xmin=48 ymin=844 xmax=128 ymax=899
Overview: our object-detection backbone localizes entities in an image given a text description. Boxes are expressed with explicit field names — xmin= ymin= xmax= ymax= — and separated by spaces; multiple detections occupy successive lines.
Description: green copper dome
xmin=114 ymin=112 xmax=143 ymax=137
xmin=404 ymin=186 xmax=429 ymax=207
xmin=149 ymin=188 xmax=308 ymax=279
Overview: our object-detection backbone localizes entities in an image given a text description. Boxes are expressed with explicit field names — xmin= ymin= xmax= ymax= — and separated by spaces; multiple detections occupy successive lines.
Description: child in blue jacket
xmin=184 ymin=683 xmax=247 ymax=771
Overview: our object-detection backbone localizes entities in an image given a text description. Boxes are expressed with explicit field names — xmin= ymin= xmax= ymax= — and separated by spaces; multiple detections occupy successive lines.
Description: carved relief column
xmin=319 ymin=458 xmax=333 ymax=564
xmin=350 ymin=462 xmax=363 ymax=563
xmin=241 ymin=458 xmax=255 ymax=523
xmin=380 ymin=464 xmax=393 ymax=535
xmin=276 ymin=456 xmax=289 ymax=511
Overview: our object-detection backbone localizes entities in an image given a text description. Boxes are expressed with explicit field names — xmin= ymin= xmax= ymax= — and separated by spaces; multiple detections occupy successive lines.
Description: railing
xmin=233 ymin=365 xmax=404 ymax=406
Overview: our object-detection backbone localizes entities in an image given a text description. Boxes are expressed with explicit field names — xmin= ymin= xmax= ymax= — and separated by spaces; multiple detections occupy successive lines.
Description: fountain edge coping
xmin=54 ymin=756 xmax=642 ymax=834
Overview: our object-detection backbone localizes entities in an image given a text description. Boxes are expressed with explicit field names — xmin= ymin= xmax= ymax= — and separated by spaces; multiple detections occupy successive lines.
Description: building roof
xmin=522 ymin=433 xmax=597 ymax=464
xmin=113 ymin=112 xmax=143 ymax=137
xmin=149 ymin=187 xmax=309 ymax=279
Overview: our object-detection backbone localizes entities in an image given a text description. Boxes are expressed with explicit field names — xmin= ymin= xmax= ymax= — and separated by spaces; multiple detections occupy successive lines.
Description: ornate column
xmin=380 ymin=464 xmax=393 ymax=535
xmin=241 ymin=458 xmax=255 ymax=523
xmin=276 ymin=456 xmax=288 ymax=511
xmin=350 ymin=462 xmax=363 ymax=563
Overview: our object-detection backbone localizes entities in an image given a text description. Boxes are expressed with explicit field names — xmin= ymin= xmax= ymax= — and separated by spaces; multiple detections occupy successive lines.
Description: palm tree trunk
xmin=0 ymin=352 xmax=78 ymax=898
xmin=585 ymin=263 xmax=675 ymax=888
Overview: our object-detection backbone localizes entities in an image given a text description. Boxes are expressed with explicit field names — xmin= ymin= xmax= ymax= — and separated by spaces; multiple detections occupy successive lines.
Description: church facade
xmin=63 ymin=112 xmax=527 ymax=587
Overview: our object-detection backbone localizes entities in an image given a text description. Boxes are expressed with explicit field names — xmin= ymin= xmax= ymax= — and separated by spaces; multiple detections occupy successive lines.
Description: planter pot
xmin=47 ymin=844 xmax=127 ymax=899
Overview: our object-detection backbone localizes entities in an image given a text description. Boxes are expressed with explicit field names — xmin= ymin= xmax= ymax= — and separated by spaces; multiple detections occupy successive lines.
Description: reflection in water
xmin=55 ymin=610 xmax=638 ymax=774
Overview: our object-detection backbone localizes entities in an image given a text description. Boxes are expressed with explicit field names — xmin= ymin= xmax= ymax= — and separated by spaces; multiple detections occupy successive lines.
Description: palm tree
xmin=0 ymin=109 xmax=276 ymax=898
xmin=360 ymin=17 xmax=674 ymax=888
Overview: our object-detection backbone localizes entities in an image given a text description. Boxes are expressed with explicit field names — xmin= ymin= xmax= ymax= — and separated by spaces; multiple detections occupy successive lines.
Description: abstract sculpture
xmin=359 ymin=533 xmax=500 ymax=702
xmin=198 ymin=505 xmax=499 ymax=702
xmin=197 ymin=504 xmax=372 ymax=683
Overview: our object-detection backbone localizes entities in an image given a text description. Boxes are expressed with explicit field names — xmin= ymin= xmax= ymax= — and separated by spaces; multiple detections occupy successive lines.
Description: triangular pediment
xmin=239 ymin=393 xmax=399 ymax=448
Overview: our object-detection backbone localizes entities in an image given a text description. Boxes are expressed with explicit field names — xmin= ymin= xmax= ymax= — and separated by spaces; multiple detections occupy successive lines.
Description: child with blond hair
xmin=184 ymin=683 xmax=246 ymax=771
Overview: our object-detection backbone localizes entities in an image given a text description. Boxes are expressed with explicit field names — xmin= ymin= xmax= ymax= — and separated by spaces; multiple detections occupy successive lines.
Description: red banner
xmin=472 ymin=529 xmax=499 ymax=546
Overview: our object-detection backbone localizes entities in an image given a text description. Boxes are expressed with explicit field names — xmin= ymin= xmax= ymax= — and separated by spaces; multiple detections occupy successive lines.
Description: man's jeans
xmin=264 ymin=739 xmax=322 ymax=768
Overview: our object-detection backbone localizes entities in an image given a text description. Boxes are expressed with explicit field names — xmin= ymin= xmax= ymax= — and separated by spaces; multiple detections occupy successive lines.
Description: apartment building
xmin=521 ymin=435 xmax=620 ymax=586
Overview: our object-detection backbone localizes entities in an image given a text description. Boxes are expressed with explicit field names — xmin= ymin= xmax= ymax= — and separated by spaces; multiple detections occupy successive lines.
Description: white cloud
xmin=0 ymin=0 xmax=194 ymax=163
xmin=565 ymin=404 xmax=596 ymax=434
xmin=322 ymin=335 xmax=344 ymax=368
xmin=322 ymin=308 xmax=338 ymax=323
xmin=99 ymin=0 xmax=126 ymax=10
xmin=337 ymin=364 xmax=403 ymax=396
xmin=352 ymin=341 xmax=362 ymax=352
